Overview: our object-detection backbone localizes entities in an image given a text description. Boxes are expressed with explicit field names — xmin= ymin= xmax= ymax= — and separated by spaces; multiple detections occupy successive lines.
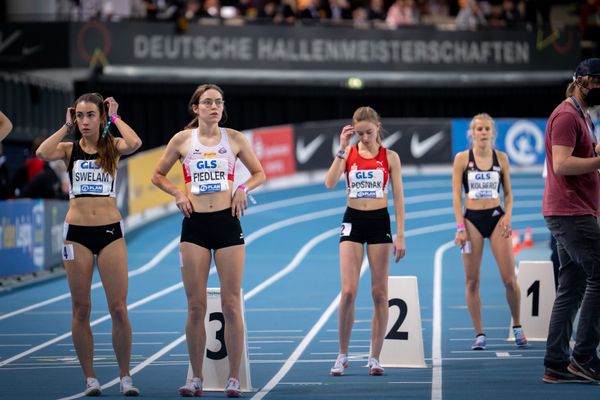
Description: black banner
xmin=0 ymin=22 xmax=579 ymax=72
xmin=67 ymin=22 xmax=578 ymax=72
xmin=0 ymin=23 xmax=69 ymax=69
xmin=293 ymin=118 xmax=452 ymax=170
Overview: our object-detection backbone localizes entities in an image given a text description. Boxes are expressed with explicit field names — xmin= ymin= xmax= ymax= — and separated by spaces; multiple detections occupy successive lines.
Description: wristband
xmin=456 ymin=223 xmax=465 ymax=233
xmin=65 ymin=121 xmax=73 ymax=133
xmin=237 ymin=185 xmax=257 ymax=205
xmin=110 ymin=113 xmax=121 ymax=123
xmin=336 ymin=149 xmax=345 ymax=159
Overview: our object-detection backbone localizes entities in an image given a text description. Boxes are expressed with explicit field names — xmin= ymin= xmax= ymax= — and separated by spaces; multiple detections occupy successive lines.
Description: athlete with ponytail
xmin=37 ymin=93 xmax=142 ymax=396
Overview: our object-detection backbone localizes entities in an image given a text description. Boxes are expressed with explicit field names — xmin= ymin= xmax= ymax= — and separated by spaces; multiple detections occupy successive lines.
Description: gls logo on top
xmin=79 ymin=161 xmax=100 ymax=169
xmin=196 ymin=160 xmax=218 ymax=169
xmin=355 ymin=171 xmax=374 ymax=179
xmin=452 ymin=119 xmax=546 ymax=166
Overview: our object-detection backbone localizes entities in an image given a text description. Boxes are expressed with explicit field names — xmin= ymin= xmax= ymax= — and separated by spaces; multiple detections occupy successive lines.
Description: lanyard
xmin=570 ymin=96 xmax=596 ymax=140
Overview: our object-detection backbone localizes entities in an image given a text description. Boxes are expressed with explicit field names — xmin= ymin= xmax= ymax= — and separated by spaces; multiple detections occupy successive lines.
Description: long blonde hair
xmin=352 ymin=106 xmax=383 ymax=145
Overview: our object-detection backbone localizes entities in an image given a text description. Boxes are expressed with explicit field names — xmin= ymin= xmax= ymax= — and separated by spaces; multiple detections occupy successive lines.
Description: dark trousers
xmin=544 ymin=215 xmax=600 ymax=368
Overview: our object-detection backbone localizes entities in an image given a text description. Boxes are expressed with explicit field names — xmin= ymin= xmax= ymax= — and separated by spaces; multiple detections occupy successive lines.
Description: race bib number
xmin=467 ymin=171 xmax=500 ymax=200
xmin=341 ymin=222 xmax=352 ymax=237
xmin=348 ymin=169 xmax=385 ymax=199
xmin=71 ymin=160 xmax=114 ymax=196
xmin=189 ymin=158 xmax=230 ymax=195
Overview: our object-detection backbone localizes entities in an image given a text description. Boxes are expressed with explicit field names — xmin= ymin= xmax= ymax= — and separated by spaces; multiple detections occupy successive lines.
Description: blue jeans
xmin=544 ymin=215 xmax=600 ymax=368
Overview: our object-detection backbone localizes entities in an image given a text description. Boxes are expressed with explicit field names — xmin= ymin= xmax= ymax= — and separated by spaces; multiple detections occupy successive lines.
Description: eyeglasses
xmin=199 ymin=99 xmax=225 ymax=107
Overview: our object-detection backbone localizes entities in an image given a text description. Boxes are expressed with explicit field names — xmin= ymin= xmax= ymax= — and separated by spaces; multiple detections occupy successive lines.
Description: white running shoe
xmin=368 ymin=357 xmax=384 ymax=376
xmin=330 ymin=353 xmax=349 ymax=376
xmin=178 ymin=377 xmax=202 ymax=397
xmin=120 ymin=376 xmax=140 ymax=397
xmin=84 ymin=377 xmax=102 ymax=397
xmin=224 ymin=377 xmax=241 ymax=398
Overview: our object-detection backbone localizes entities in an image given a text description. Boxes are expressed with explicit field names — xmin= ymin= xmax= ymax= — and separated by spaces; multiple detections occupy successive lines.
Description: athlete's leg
xmin=180 ymin=242 xmax=212 ymax=380
xmin=365 ymin=243 xmax=392 ymax=359
xmin=214 ymin=244 xmax=245 ymax=380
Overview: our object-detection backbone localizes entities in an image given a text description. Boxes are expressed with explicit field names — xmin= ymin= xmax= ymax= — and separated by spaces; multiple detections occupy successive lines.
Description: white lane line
xmin=58 ymin=226 xmax=344 ymax=399
xmin=432 ymin=241 xmax=454 ymax=400
xmin=14 ymin=192 xmax=546 ymax=396
xmin=58 ymin=335 xmax=188 ymax=400
xmin=251 ymin=258 xmax=370 ymax=400
xmin=0 ymin=238 xmax=180 ymax=322
xmin=0 ymin=190 xmax=464 ymax=322
xmin=251 ymin=211 xmax=547 ymax=400
xmin=0 ymin=283 xmax=184 ymax=368
xmin=0 ymin=333 xmax=57 ymax=336
xmin=0 ymin=198 xmax=345 ymax=368
xmin=245 ymin=228 xmax=339 ymax=300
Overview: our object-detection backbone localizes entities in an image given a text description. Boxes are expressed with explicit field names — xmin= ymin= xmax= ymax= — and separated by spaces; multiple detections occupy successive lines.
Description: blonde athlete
xmin=452 ymin=113 xmax=527 ymax=351
xmin=36 ymin=93 xmax=142 ymax=396
xmin=325 ymin=106 xmax=406 ymax=377
xmin=152 ymin=84 xmax=265 ymax=398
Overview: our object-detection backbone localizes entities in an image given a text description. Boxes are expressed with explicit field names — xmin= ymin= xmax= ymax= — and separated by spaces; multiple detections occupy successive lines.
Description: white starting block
xmin=507 ymin=261 xmax=556 ymax=341
xmin=379 ymin=276 xmax=427 ymax=368
xmin=186 ymin=288 xmax=253 ymax=392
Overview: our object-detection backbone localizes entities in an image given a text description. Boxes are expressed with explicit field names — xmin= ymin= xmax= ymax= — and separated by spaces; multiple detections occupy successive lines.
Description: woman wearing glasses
xmin=152 ymin=84 xmax=265 ymax=398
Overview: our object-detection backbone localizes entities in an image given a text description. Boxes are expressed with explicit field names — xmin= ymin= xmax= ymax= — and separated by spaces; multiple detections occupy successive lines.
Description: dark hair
xmin=73 ymin=92 xmax=119 ymax=177
xmin=185 ymin=84 xmax=227 ymax=129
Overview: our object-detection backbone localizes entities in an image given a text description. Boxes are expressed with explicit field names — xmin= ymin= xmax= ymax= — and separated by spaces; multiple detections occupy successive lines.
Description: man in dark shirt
xmin=542 ymin=58 xmax=600 ymax=384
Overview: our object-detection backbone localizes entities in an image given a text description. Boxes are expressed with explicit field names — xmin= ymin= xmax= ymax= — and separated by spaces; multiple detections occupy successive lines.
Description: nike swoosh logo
xmin=297 ymin=134 xmax=325 ymax=164
xmin=22 ymin=45 xmax=42 ymax=56
xmin=0 ymin=30 xmax=22 ymax=54
xmin=382 ymin=130 xmax=402 ymax=148
xmin=410 ymin=131 xmax=445 ymax=158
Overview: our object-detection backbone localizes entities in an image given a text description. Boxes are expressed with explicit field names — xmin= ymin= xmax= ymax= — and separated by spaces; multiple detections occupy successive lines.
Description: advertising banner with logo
xmin=127 ymin=146 xmax=184 ymax=215
xmin=0 ymin=23 xmax=69 ymax=70
xmin=294 ymin=119 xmax=452 ymax=171
xmin=451 ymin=119 xmax=547 ymax=166
xmin=0 ymin=199 xmax=68 ymax=278
xmin=65 ymin=21 xmax=578 ymax=72
xmin=248 ymin=125 xmax=296 ymax=179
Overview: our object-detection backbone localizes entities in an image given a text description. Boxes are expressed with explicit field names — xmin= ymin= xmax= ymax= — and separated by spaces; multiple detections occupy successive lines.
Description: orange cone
xmin=523 ymin=227 xmax=534 ymax=248
xmin=512 ymin=230 xmax=522 ymax=253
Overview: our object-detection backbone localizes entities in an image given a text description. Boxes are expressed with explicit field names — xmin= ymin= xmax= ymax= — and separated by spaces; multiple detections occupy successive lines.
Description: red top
xmin=345 ymin=144 xmax=389 ymax=195
xmin=542 ymin=100 xmax=600 ymax=217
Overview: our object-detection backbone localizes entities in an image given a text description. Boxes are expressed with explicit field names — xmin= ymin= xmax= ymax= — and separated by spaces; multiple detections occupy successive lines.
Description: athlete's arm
xmin=388 ymin=150 xmax=406 ymax=262
xmin=452 ymin=151 xmax=468 ymax=247
xmin=325 ymin=125 xmax=354 ymax=189
xmin=151 ymin=131 xmax=192 ymax=217
xmin=113 ymin=118 xmax=142 ymax=155
xmin=498 ymin=151 xmax=513 ymax=239
xmin=37 ymin=108 xmax=74 ymax=164
xmin=230 ymin=129 xmax=266 ymax=217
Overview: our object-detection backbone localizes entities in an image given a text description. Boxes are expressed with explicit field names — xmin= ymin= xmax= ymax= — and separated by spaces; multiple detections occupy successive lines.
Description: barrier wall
xmin=0 ymin=199 xmax=68 ymax=279
xmin=0 ymin=116 xmax=548 ymax=282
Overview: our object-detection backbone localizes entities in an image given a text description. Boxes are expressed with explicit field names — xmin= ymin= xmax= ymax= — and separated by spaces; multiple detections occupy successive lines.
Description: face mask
xmin=583 ymin=87 xmax=600 ymax=107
